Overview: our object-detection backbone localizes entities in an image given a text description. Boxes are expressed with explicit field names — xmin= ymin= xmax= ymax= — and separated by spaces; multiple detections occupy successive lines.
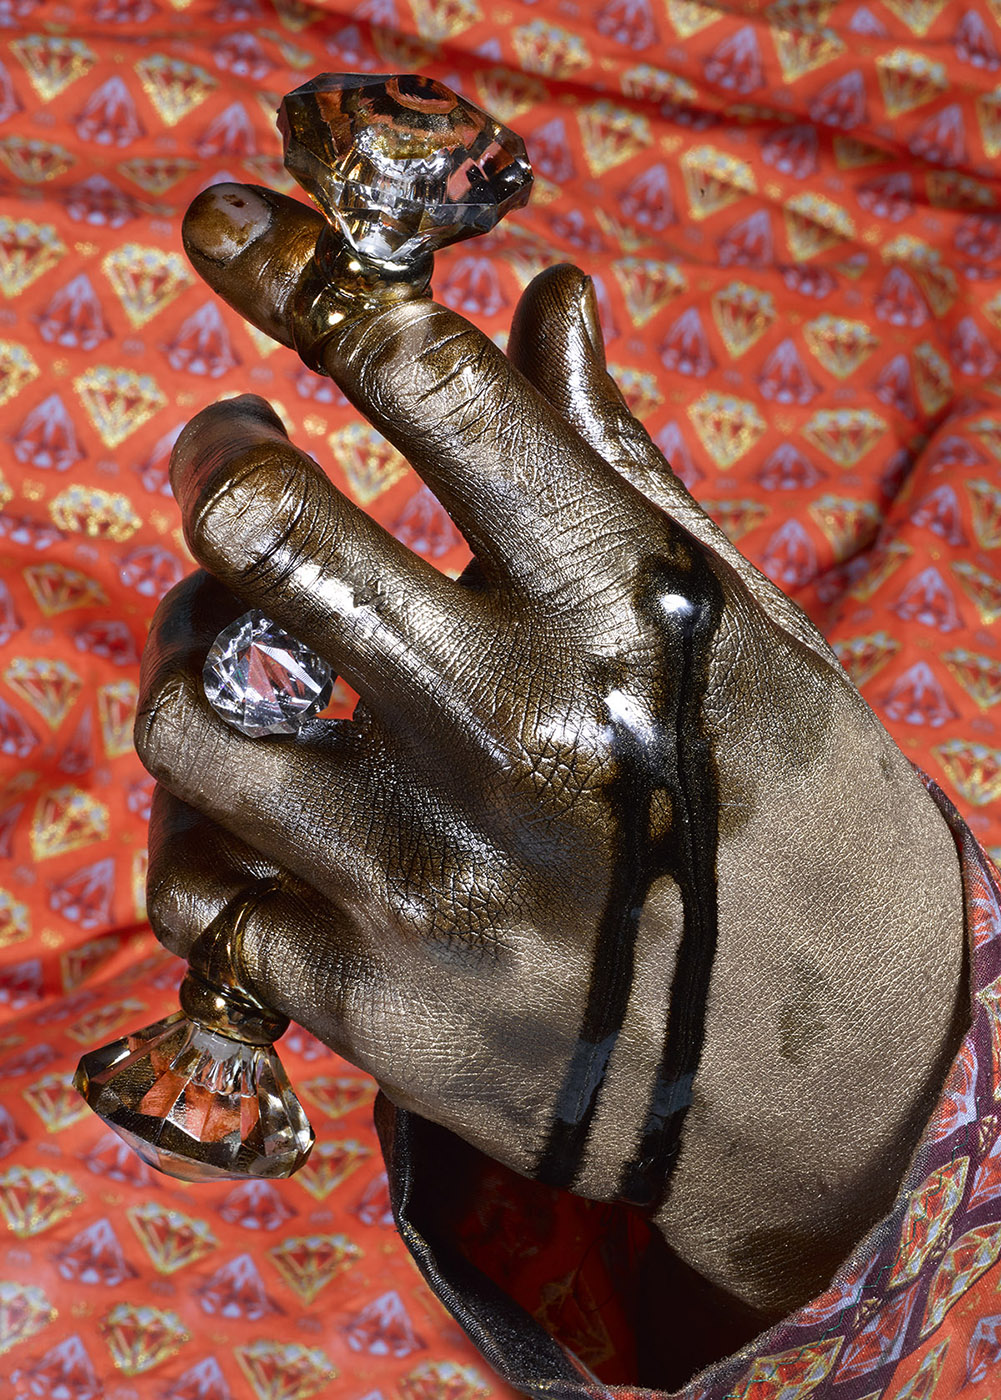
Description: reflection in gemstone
xmin=73 ymin=1012 xmax=314 ymax=1182
xmin=202 ymin=609 xmax=333 ymax=738
xmin=278 ymin=73 xmax=533 ymax=269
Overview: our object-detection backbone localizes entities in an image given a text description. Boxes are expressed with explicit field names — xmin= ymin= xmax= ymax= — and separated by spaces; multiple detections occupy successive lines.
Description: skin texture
xmin=136 ymin=181 xmax=967 ymax=1341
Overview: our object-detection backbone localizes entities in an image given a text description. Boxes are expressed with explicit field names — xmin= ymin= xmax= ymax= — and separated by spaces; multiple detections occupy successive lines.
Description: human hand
xmin=136 ymin=183 xmax=963 ymax=1315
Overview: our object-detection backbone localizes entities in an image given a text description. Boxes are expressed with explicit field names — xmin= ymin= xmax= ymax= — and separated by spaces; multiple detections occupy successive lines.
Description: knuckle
xmin=188 ymin=446 xmax=299 ymax=575
xmin=363 ymin=304 xmax=494 ymax=425
xmin=133 ymin=673 xmax=194 ymax=784
xmin=144 ymin=863 xmax=191 ymax=959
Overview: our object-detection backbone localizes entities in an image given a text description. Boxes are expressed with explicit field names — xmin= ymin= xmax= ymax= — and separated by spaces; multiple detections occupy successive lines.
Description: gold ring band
xmin=180 ymin=883 xmax=289 ymax=1045
xmin=289 ymin=229 xmax=433 ymax=373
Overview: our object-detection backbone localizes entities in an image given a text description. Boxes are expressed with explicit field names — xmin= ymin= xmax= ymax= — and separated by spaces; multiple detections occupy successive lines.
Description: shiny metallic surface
xmin=289 ymin=226 xmax=433 ymax=370
xmin=130 ymin=81 xmax=969 ymax=1318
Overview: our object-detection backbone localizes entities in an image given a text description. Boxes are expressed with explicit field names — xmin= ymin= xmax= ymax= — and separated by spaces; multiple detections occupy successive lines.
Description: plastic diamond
xmin=203 ymin=610 xmax=333 ymax=738
xmin=278 ymin=72 xmax=533 ymax=269
xmin=73 ymin=1011 xmax=314 ymax=1182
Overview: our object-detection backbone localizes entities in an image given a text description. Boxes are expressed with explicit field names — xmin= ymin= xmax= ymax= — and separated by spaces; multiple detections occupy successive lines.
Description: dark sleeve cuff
xmin=374 ymin=1096 xmax=772 ymax=1398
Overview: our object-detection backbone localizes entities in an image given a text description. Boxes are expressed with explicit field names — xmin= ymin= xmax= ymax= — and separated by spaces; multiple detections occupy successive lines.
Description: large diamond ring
xmin=74 ymin=886 xmax=314 ymax=1182
xmin=278 ymin=71 xmax=534 ymax=368
xmin=203 ymin=609 xmax=334 ymax=739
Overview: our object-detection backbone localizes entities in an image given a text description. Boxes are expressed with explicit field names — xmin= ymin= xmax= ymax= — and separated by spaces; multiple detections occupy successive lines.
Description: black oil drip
xmin=534 ymin=550 xmax=724 ymax=1214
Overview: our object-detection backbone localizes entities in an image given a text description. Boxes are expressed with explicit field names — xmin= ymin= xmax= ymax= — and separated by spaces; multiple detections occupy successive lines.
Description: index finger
xmin=182 ymin=182 xmax=662 ymax=596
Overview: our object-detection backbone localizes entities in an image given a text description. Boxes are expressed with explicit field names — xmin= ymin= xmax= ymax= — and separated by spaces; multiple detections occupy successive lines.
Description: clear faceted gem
xmin=73 ymin=1011 xmax=314 ymax=1183
xmin=203 ymin=609 xmax=333 ymax=738
xmin=278 ymin=72 xmax=533 ymax=269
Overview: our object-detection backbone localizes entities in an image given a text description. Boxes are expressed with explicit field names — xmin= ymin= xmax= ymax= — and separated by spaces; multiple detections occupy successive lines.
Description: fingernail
xmin=183 ymin=183 xmax=274 ymax=263
xmin=579 ymin=276 xmax=606 ymax=366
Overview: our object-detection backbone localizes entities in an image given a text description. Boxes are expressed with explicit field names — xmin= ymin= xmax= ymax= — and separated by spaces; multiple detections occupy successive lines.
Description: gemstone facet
xmin=203 ymin=609 xmax=333 ymax=738
xmin=278 ymin=73 xmax=533 ymax=270
xmin=73 ymin=1011 xmax=314 ymax=1183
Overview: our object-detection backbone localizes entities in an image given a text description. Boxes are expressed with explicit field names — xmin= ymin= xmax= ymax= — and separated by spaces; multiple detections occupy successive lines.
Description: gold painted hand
xmin=135 ymin=180 xmax=964 ymax=1319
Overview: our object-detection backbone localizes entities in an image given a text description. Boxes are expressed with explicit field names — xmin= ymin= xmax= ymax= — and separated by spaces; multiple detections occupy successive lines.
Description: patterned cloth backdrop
xmin=1 ymin=0 xmax=1001 ymax=1397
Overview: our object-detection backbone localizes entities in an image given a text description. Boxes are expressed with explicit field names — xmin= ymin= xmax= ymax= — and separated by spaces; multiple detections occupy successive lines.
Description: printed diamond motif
xmin=836 ymin=1282 xmax=920 ymax=1382
xmin=612 ymin=257 xmax=686 ymax=325
xmin=711 ymin=281 xmax=775 ymax=358
xmin=218 ymin=1178 xmax=298 ymax=1230
xmin=300 ymin=1075 xmax=377 ymax=1120
xmin=48 ymin=857 xmax=116 ymax=930
xmin=0 ymin=218 xmax=65 ymax=298
xmin=0 ymin=340 xmax=39 ymax=406
xmin=128 ymin=1201 xmax=218 ymax=1274
xmin=804 ymin=315 xmax=879 ymax=378
xmin=0 ymin=1282 xmax=56 ymax=1357
xmin=99 ymin=1302 xmax=188 ymax=1376
xmin=295 ymin=1138 xmax=372 ymax=1200
xmin=4 ymin=658 xmax=82 ymax=728
xmin=269 ymin=1233 xmax=362 ymax=1303
xmin=952 ymin=562 xmax=1001 ymax=625
xmin=935 ymin=741 xmax=1001 ymax=806
xmin=49 ymin=486 xmax=141 ymax=543
xmin=944 ymin=650 xmax=1001 ymax=710
xmin=234 ymin=1340 xmax=335 ymax=1400
xmin=54 ymin=1218 xmax=136 ymax=1286
xmin=0 ymin=1165 xmax=82 ymax=1236
xmin=833 ymin=633 xmax=900 ymax=687
xmin=13 ymin=394 xmax=86 ymax=472
xmin=921 ymin=1224 xmax=1001 ymax=1337
xmin=399 ymin=1362 xmax=492 ymax=1400
xmin=23 ymin=1071 xmax=92 ymax=1132
xmin=30 ymin=786 xmax=108 ymax=860
xmin=13 ymin=1334 xmax=102 ymax=1398
xmin=680 ymin=145 xmax=756 ymax=219
xmin=74 ymin=366 xmax=166 ymax=448
xmin=802 ymin=409 xmax=887 ymax=467
xmin=67 ymin=999 xmax=146 ymax=1049
xmin=966 ymin=1315 xmax=1001 ymax=1386
xmin=162 ymin=1355 xmax=234 ymax=1400
xmin=343 ymin=1291 xmax=425 ymax=1357
xmin=889 ymin=1156 xmax=970 ymax=1286
xmin=809 ymin=495 xmax=880 ymax=560
xmin=687 ymin=392 xmax=765 ymax=467
xmin=732 ymin=1338 xmax=843 ymax=1399
xmin=926 ymin=1038 xmax=978 ymax=1143
xmin=0 ymin=888 xmax=31 ymax=948
xmin=328 ymin=424 xmax=410 ymax=505
xmin=102 ymin=243 xmax=192 ymax=327
xmin=24 ymin=562 xmax=106 ymax=618
xmin=134 ymin=54 xmax=216 ymax=126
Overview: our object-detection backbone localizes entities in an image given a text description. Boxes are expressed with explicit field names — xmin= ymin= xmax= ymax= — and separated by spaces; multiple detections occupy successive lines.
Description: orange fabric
xmin=0 ymin=0 xmax=1000 ymax=1397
